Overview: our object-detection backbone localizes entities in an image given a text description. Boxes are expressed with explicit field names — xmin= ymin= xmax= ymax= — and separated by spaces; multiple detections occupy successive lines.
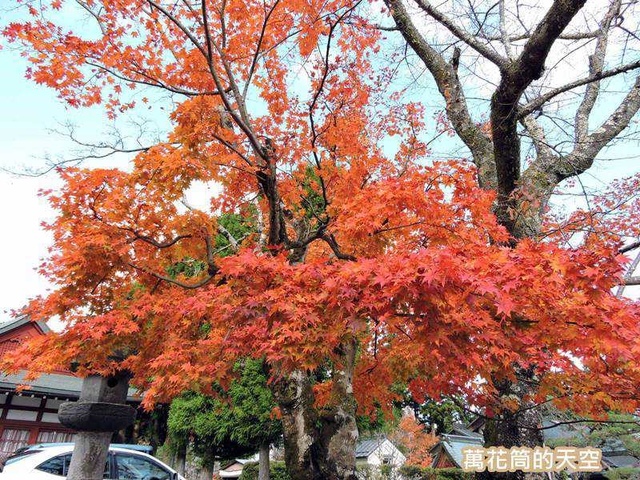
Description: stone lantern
xmin=58 ymin=371 xmax=136 ymax=480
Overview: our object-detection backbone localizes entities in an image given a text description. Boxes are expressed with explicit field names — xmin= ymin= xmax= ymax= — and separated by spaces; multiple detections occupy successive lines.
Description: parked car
xmin=0 ymin=444 xmax=186 ymax=480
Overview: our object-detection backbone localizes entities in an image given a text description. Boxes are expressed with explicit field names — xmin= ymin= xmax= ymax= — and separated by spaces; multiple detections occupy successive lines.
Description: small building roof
xmin=435 ymin=434 xmax=484 ymax=468
xmin=601 ymin=438 xmax=628 ymax=456
xmin=451 ymin=423 xmax=483 ymax=439
xmin=0 ymin=316 xmax=50 ymax=336
xmin=603 ymin=455 xmax=640 ymax=468
xmin=0 ymin=371 xmax=140 ymax=402
xmin=356 ymin=438 xmax=387 ymax=458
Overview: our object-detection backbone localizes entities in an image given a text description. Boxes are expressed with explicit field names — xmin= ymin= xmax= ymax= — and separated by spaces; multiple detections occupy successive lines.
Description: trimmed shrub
xmin=238 ymin=461 xmax=291 ymax=480
xmin=398 ymin=466 xmax=474 ymax=480
xmin=605 ymin=467 xmax=640 ymax=480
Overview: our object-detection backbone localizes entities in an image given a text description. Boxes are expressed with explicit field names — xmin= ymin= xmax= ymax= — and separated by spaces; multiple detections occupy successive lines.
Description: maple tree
xmin=389 ymin=414 xmax=438 ymax=468
xmin=2 ymin=0 xmax=640 ymax=479
xmin=381 ymin=0 xmax=640 ymax=471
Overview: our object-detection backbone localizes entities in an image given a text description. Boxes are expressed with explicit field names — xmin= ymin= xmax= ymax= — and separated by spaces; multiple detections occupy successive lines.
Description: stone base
xmin=59 ymin=401 xmax=136 ymax=432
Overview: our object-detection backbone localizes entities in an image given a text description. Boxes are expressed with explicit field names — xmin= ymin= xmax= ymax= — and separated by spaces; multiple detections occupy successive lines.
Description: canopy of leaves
xmin=167 ymin=391 xmax=252 ymax=464
xmin=2 ymin=0 xmax=640 ymax=425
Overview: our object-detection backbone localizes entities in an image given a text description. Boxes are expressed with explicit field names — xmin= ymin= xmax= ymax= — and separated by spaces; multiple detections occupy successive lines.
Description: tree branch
xmin=127 ymin=262 xmax=215 ymax=289
xmin=490 ymin=0 xmax=588 ymax=231
xmin=557 ymin=76 xmax=640 ymax=180
xmin=320 ymin=232 xmax=356 ymax=261
xmin=128 ymin=233 xmax=192 ymax=249
xmin=620 ymin=240 xmax=640 ymax=254
xmin=384 ymin=0 xmax=496 ymax=188
xmin=574 ymin=0 xmax=621 ymax=146
xmin=622 ymin=276 xmax=640 ymax=286
xmin=217 ymin=224 xmax=239 ymax=251
xmin=519 ymin=60 xmax=640 ymax=118
xmin=411 ymin=0 xmax=508 ymax=69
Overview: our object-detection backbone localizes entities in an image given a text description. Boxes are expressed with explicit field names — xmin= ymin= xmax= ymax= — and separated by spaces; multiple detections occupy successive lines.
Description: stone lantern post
xmin=58 ymin=371 xmax=136 ymax=480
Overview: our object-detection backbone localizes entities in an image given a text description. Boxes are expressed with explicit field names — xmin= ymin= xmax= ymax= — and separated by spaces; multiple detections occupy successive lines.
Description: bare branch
xmin=76 ymin=0 xmax=107 ymax=36
xmin=217 ymin=224 xmax=239 ymax=250
xmin=411 ymin=0 xmax=508 ymax=69
xmin=620 ymin=240 xmax=640 ymax=254
xmin=253 ymin=198 xmax=268 ymax=249
xmin=520 ymin=115 xmax=553 ymax=159
xmin=127 ymin=262 xmax=215 ymax=289
xmin=558 ymin=76 xmax=640 ymax=180
xmin=498 ymin=0 xmax=515 ymax=60
xmin=519 ymin=60 xmax=640 ymax=119
xmin=490 ymin=0 xmax=588 ymax=230
xmin=384 ymin=0 xmax=496 ymax=188
xmin=574 ymin=0 xmax=622 ymax=145
xmin=478 ymin=31 xmax=600 ymax=42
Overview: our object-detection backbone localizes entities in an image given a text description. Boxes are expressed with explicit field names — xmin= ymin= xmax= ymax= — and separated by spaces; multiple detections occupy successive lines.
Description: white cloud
xmin=0 ymin=173 xmax=59 ymax=319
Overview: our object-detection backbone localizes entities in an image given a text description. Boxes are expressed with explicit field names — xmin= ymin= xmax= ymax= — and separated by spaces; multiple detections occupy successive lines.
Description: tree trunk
xmin=479 ymin=369 xmax=546 ymax=480
xmin=274 ymin=341 xmax=358 ymax=480
xmin=199 ymin=463 xmax=215 ymax=480
xmin=66 ymin=431 xmax=112 ymax=480
xmin=316 ymin=340 xmax=358 ymax=480
xmin=275 ymin=370 xmax=319 ymax=479
xmin=259 ymin=441 xmax=270 ymax=480
xmin=176 ymin=443 xmax=187 ymax=476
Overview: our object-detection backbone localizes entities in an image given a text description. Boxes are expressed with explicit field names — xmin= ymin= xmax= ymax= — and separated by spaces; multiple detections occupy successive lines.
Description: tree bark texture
xmin=479 ymin=369 xmax=546 ymax=480
xmin=176 ymin=443 xmax=187 ymax=476
xmin=66 ymin=431 xmax=113 ymax=480
xmin=274 ymin=340 xmax=358 ymax=480
xmin=259 ymin=442 xmax=271 ymax=480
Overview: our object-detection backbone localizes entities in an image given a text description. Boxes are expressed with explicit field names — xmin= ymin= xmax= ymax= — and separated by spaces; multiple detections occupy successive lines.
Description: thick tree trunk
xmin=275 ymin=370 xmax=319 ymax=479
xmin=479 ymin=369 xmax=546 ymax=480
xmin=199 ymin=463 xmax=215 ymax=480
xmin=259 ymin=442 xmax=270 ymax=480
xmin=316 ymin=340 xmax=358 ymax=480
xmin=66 ymin=431 xmax=112 ymax=480
xmin=274 ymin=341 xmax=358 ymax=480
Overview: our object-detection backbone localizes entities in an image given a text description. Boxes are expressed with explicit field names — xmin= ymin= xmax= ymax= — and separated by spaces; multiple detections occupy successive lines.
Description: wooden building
xmin=0 ymin=316 xmax=82 ymax=459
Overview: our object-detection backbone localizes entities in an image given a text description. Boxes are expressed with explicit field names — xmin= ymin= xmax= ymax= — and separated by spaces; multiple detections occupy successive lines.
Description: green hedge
xmin=605 ymin=467 xmax=640 ymax=480
xmin=238 ymin=461 xmax=291 ymax=480
xmin=398 ymin=466 xmax=474 ymax=480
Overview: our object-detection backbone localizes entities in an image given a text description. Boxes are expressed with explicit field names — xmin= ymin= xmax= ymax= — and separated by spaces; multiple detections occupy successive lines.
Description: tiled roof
xmin=0 ymin=371 xmax=140 ymax=401
xmin=355 ymin=438 xmax=387 ymax=458
xmin=0 ymin=372 xmax=82 ymax=398
xmin=451 ymin=424 xmax=483 ymax=439
xmin=0 ymin=316 xmax=50 ymax=336
xmin=439 ymin=434 xmax=484 ymax=468
xmin=603 ymin=455 xmax=640 ymax=468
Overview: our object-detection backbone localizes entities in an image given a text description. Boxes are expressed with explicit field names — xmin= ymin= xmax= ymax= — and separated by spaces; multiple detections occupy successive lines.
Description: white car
xmin=0 ymin=445 xmax=186 ymax=480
